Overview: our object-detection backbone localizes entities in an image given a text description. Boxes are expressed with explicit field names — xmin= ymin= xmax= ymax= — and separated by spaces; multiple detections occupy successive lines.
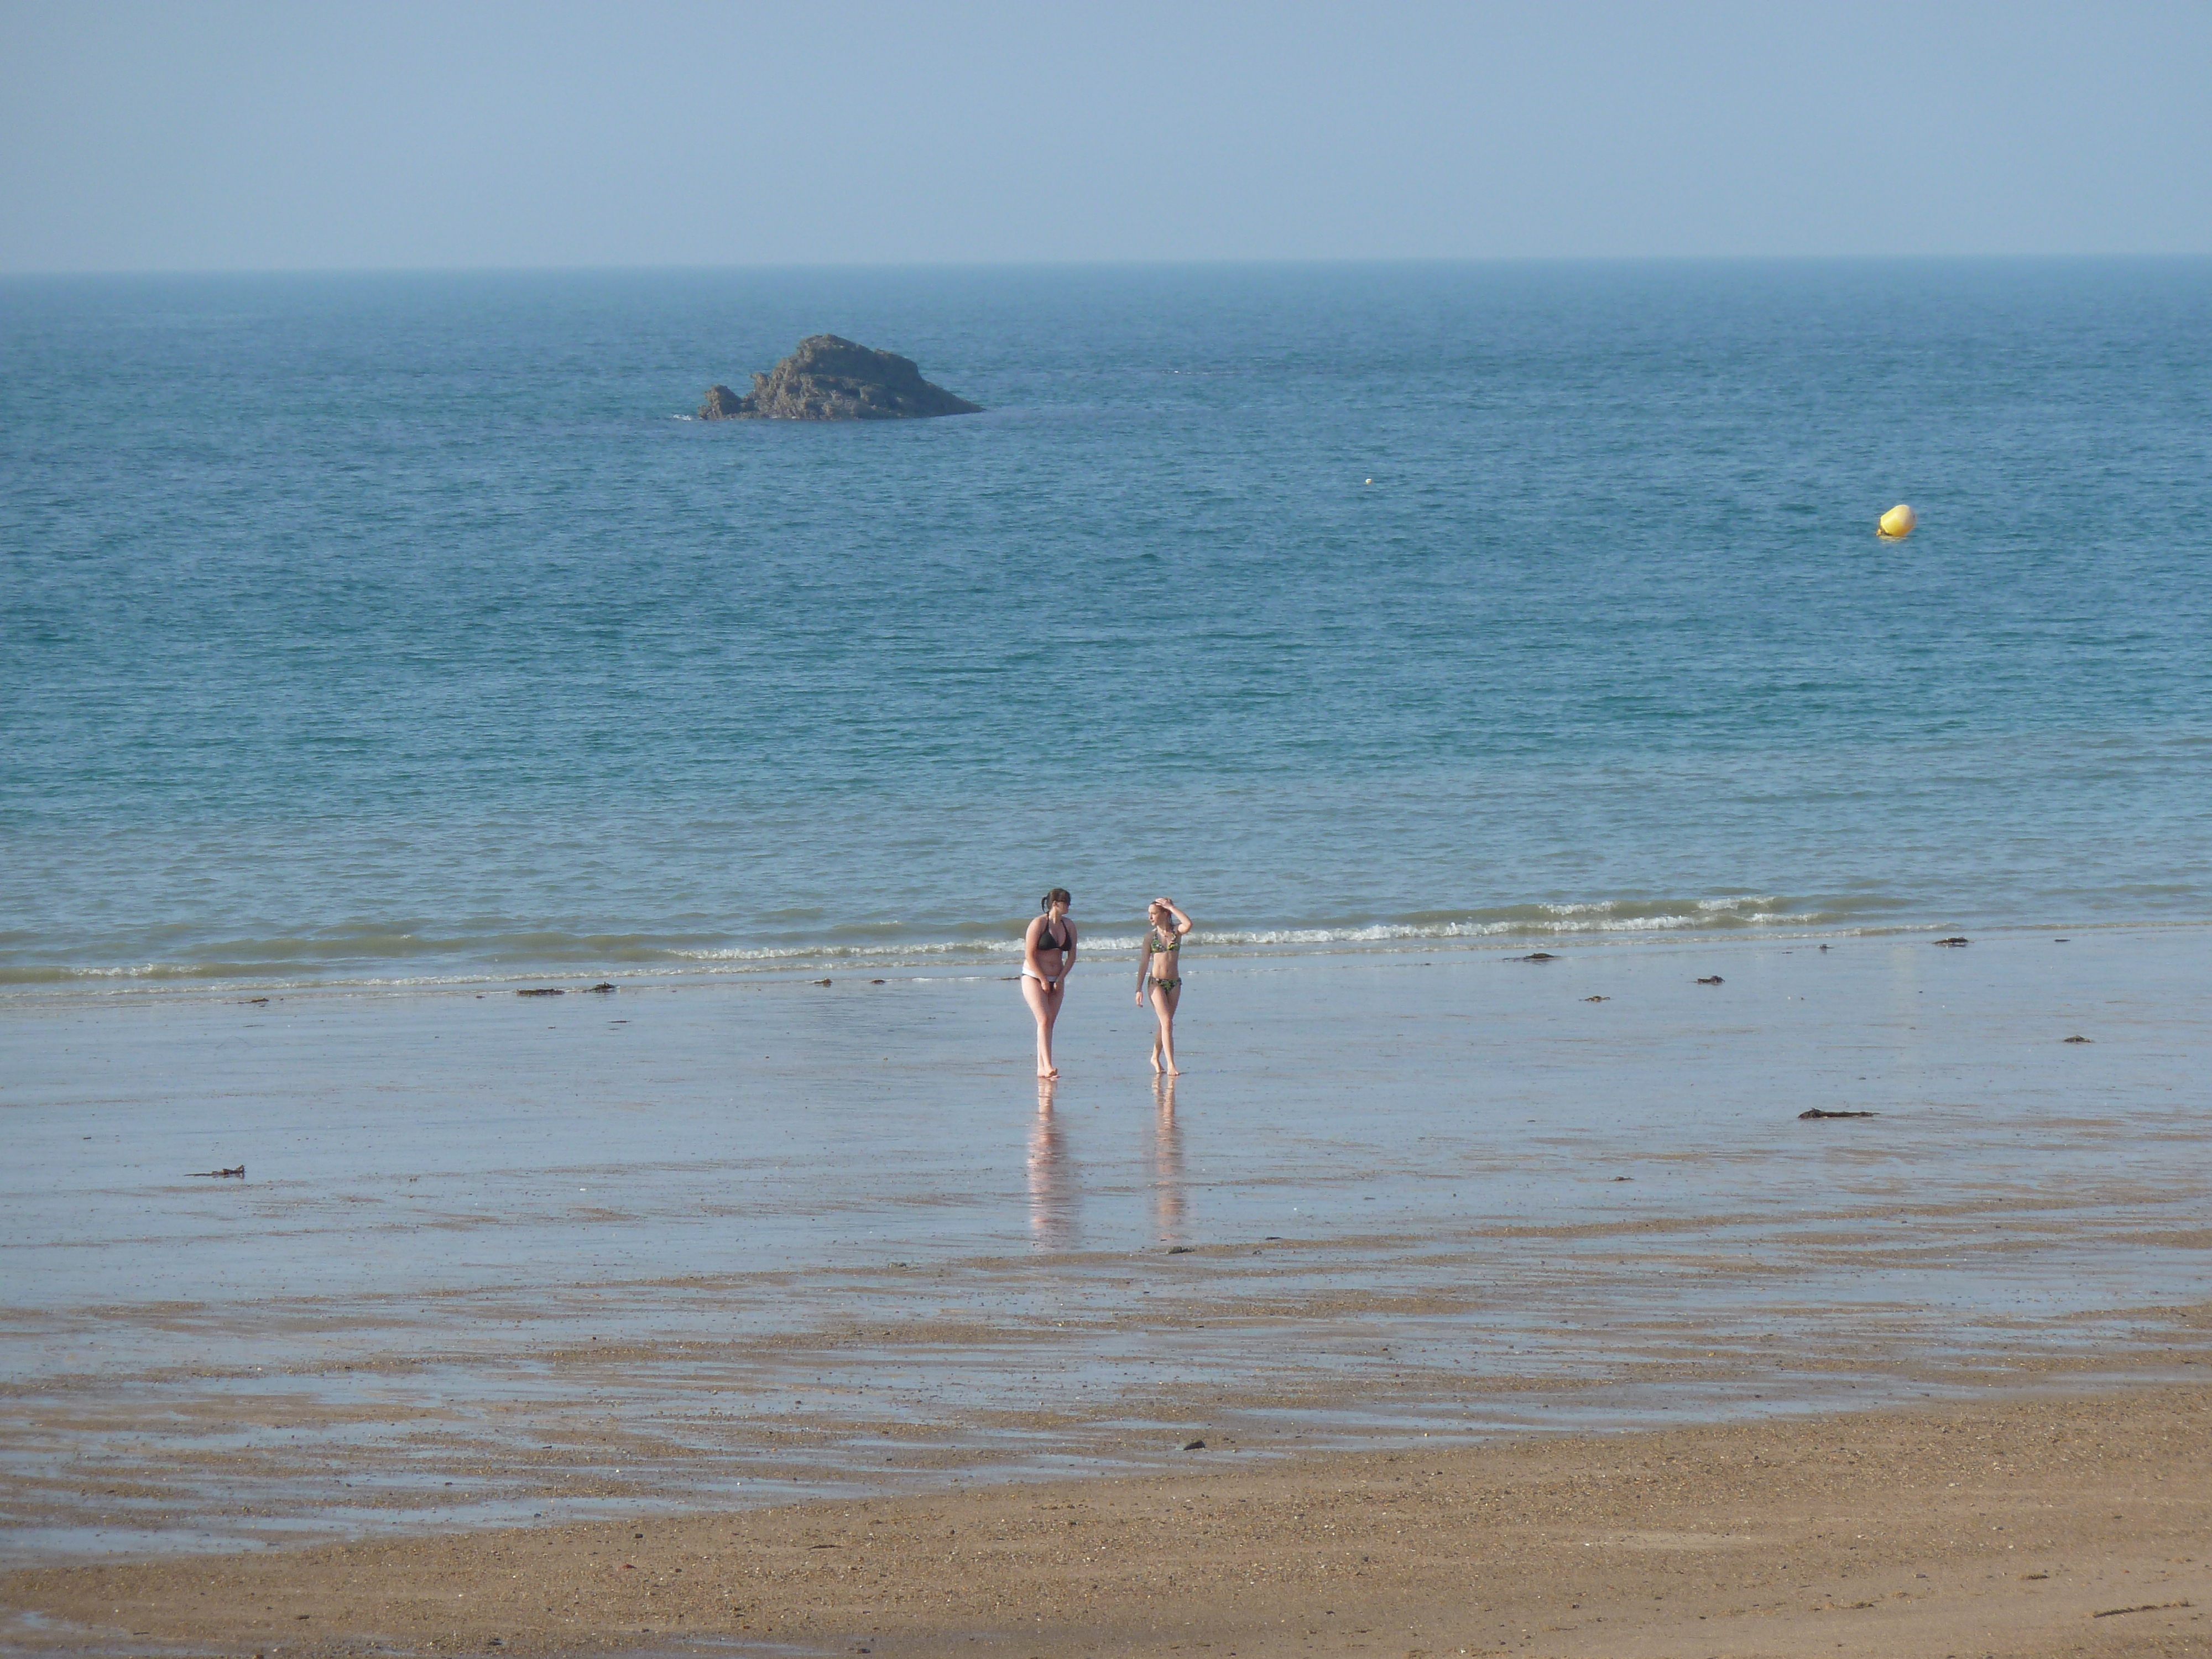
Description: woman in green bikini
xmin=1134 ymin=896 xmax=1193 ymax=1074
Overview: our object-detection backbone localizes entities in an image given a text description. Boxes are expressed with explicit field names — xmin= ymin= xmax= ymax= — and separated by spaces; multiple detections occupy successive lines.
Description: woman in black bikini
xmin=1135 ymin=895 xmax=1193 ymax=1075
xmin=1023 ymin=889 xmax=1077 ymax=1078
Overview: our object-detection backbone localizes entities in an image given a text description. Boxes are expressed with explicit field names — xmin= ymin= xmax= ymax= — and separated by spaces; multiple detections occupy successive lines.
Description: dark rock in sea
xmin=1516 ymin=952 xmax=1559 ymax=962
xmin=1799 ymin=1109 xmax=1877 ymax=1120
xmin=699 ymin=335 xmax=982 ymax=421
xmin=1696 ymin=975 xmax=1724 ymax=984
xmin=1933 ymin=936 xmax=1970 ymax=947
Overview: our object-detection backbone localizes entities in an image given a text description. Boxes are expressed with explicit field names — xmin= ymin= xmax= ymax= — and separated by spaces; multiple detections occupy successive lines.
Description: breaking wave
xmin=0 ymin=891 xmax=1925 ymax=995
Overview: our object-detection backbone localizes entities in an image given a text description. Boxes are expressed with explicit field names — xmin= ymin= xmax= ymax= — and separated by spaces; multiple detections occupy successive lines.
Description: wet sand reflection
xmin=1152 ymin=1074 xmax=1185 ymax=1246
xmin=1026 ymin=1080 xmax=1074 ymax=1250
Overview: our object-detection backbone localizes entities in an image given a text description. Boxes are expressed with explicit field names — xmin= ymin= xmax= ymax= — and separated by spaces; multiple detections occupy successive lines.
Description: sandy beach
xmin=2 ymin=924 xmax=2208 ymax=1654
xmin=10 ymin=13 xmax=2211 ymax=1648
xmin=5 ymin=1384 xmax=2208 ymax=1657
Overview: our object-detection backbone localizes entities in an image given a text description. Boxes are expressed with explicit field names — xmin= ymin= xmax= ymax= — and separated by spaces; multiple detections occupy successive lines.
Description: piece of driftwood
xmin=1515 ymin=952 xmax=1559 ymax=962
xmin=1934 ymin=936 xmax=1970 ymax=946
xmin=1696 ymin=975 xmax=1724 ymax=984
xmin=189 ymin=1165 xmax=246 ymax=1177
xmin=518 ymin=987 xmax=563 ymax=997
xmin=1798 ymin=1109 xmax=1876 ymax=1120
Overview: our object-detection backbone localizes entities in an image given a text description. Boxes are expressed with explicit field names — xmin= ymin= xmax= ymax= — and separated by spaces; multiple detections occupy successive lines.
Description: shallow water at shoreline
xmin=1 ymin=926 xmax=2205 ymax=1563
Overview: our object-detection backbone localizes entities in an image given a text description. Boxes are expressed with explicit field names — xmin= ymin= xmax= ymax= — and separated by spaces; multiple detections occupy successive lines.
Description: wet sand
xmin=1 ymin=925 xmax=2208 ymax=1650
xmin=4 ymin=1383 xmax=2208 ymax=1657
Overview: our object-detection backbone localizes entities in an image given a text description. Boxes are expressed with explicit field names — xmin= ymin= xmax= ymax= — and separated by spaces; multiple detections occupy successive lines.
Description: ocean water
xmin=2 ymin=260 xmax=2207 ymax=989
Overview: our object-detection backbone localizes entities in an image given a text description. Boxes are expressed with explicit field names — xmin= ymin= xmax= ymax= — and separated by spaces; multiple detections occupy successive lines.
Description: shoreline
xmin=5 ymin=1380 xmax=2207 ymax=1657
xmin=4 ymin=911 xmax=2204 ymax=1011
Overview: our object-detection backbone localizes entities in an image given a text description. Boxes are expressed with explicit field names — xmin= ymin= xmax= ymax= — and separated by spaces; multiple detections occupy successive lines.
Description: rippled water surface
xmin=3 ymin=261 xmax=2207 ymax=985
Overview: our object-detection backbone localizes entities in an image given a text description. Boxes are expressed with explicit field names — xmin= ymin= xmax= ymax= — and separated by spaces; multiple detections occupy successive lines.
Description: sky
xmin=3 ymin=1 xmax=2209 ymax=272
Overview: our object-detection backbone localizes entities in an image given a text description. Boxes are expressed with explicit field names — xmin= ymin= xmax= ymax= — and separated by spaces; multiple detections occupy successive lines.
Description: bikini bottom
xmin=1148 ymin=975 xmax=1182 ymax=993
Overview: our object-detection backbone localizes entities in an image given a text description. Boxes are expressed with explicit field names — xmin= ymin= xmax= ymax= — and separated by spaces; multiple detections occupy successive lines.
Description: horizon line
xmin=6 ymin=251 xmax=2212 ymax=281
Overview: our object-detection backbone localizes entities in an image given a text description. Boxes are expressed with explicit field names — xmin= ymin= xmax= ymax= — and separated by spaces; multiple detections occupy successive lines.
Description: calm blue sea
xmin=2 ymin=262 xmax=2207 ymax=988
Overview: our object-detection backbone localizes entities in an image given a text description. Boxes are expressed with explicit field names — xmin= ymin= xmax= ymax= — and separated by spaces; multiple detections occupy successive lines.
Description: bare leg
xmin=1042 ymin=980 xmax=1065 ymax=1074
xmin=1022 ymin=977 xmax=1065 ymax=1077
xmin=1149 ymin=982 xmax=1182 ymax=1075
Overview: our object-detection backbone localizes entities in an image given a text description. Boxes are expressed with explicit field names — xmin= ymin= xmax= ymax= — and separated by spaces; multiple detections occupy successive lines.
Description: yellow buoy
xmin=1878 ymin=503 xmax=1916 ymax=539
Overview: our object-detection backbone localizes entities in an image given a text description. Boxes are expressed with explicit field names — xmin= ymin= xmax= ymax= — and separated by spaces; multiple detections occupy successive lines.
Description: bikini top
xmin=1038 ymin=917 xmax=1072 ymax=953
xmin=1145 ymin=927 xmax=1186 ymax=956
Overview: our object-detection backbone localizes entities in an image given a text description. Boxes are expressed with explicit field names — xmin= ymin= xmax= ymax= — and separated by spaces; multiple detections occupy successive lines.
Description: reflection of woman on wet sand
xmin=1134 ymin=895 xmax=1193 ymax=1074
xmin=1151 ymin=1074 xmax=1184 ymax=1244
xmin=1022 ymin=888 xmax=1077 ymax=1078
xmin=1029 ymin=1079 xmax=1074 ymax=1250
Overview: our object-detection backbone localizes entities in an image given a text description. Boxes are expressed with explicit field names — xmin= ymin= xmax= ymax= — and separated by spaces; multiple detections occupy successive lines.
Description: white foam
xmin=0 ymin=893 xmax=1900 ymax=999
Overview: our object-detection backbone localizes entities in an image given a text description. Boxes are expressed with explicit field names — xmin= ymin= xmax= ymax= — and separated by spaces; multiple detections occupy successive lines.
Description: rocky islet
xmin=699 ymin=335 xmax=982 ymax=420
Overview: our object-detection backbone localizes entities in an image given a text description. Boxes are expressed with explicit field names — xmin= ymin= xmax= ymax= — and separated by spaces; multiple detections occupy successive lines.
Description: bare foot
xmin=1164 ymin=1064 xmax=1182 ymax=1076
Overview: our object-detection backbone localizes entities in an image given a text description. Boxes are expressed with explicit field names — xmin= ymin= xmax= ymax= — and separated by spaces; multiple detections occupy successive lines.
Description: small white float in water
xmin=1878 ymin=503 xmax=1917 ymax=539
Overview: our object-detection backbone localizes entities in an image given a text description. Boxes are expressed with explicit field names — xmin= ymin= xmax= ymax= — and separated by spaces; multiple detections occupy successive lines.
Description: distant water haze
xmin=2 ymin=260 xmax=2208 ymax=989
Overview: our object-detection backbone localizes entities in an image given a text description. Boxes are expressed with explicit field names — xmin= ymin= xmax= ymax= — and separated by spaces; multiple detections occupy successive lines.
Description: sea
xmin=3 ymin=259 xmax=2207 ymax=991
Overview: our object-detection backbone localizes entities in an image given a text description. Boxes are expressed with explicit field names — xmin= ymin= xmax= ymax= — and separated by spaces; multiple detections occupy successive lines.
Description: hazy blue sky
xmin=4 ymin=1 xmax=2208 ymax=271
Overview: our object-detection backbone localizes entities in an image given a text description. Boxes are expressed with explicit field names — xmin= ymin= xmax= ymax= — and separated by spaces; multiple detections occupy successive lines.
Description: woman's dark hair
xmin=1041 ymin=888 xmax=1072 ymax=911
